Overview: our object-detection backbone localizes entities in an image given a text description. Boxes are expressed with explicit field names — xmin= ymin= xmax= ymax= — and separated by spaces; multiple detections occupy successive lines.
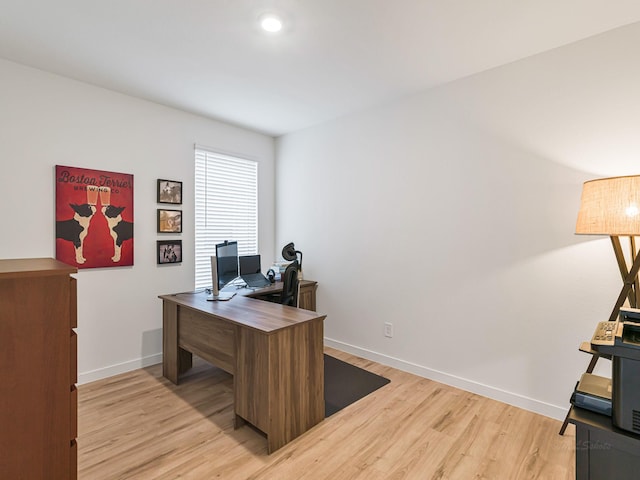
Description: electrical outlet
xmin=384 ymin=322 xmax=393 ymax=338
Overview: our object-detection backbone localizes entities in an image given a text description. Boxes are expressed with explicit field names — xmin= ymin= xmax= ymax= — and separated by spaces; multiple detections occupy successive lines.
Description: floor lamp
xmin=559 ymin=175 xmax=640 ymax=435
xmin=575 ymin=175 xmax=640 ymax=321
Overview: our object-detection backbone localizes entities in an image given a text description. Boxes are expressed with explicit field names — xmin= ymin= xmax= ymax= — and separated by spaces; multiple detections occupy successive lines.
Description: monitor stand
xmin=208 ymin=255 xmax=236 ymax=301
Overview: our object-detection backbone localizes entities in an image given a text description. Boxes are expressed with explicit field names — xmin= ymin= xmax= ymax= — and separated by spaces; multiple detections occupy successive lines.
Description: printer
xmin=593 ymin=307 xmax=640 ymax=434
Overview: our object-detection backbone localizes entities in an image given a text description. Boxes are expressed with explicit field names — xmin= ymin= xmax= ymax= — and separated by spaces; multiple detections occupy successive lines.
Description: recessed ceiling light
xmin=260 ymin=14 xmax=283 ymax=33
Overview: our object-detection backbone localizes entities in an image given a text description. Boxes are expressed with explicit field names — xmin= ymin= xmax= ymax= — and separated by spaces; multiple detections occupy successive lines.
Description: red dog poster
xmin=55 ymin=165 xmax=134 ymax=268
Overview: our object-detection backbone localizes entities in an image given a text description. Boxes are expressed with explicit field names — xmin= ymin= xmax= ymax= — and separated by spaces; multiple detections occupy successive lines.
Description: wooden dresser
xmin=0 ymin=258 xmax=78 ymax=479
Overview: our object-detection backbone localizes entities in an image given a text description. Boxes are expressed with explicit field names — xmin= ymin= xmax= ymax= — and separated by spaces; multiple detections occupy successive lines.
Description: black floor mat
xmin=324 ymin=354 xmax=391 ymax=417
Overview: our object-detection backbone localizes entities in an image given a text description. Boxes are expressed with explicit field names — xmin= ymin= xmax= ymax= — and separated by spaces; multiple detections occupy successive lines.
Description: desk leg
xmin=235 ymin=318 xmax=324 ymax=454
xmin=162 ymin=300 xmax=192 ymax=384
xmin=178 ymin=349 xmax=193 ymax=375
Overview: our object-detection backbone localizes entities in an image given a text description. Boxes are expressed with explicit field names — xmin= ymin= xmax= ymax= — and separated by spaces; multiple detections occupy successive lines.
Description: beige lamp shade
xmin=576 ymin=175 xmax=640 ymax=235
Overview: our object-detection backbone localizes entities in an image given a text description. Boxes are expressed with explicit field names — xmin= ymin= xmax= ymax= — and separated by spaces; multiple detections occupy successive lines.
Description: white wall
xmin=0 ymin=59 xmax=275 ymax=383
xmin=276 ymin=22 xmax=640 ymax=419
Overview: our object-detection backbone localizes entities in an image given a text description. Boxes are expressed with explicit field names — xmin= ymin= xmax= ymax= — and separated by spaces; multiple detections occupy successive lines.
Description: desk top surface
xmin=159 ymin=281 xmax=324 ymax=334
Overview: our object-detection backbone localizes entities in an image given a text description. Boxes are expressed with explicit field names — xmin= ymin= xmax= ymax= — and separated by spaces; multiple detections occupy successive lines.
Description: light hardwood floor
xmin=78 ymin=347 xmax=576 ymax=479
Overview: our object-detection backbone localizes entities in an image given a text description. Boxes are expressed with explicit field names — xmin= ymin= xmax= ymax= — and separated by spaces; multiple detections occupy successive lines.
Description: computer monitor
xmin=215 ymin=241 xmax=238 ymax=290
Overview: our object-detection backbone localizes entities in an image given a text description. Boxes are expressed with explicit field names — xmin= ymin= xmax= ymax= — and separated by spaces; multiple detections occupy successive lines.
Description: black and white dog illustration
xmin=102 ymin=205 xmax=133 ymax=262
xmin=56 ymin=203 xmax=97 ymax=264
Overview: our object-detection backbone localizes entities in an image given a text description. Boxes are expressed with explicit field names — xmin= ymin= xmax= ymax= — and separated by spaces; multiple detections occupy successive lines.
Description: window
xmin=194 ymin=146 xmax=258 ymax=289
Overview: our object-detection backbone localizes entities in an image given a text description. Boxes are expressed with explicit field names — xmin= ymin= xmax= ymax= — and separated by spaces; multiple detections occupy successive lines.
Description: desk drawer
xmin=179 ymin=308 xmax=235 ymax=374
xmin=299 ymin=282 xmax=317 ymax=311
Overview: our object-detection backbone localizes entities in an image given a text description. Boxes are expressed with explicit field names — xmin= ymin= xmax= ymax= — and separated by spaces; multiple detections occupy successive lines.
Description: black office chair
xmin=280 ymin=260 xmax=299 ymax=307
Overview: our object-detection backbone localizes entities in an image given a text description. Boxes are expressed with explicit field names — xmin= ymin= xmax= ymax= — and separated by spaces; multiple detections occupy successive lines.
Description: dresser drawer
xmin=70 ymin=439 xmax=77 ymax=480
xmin=70 ymin=330 xmax=77 ymax=385
xmin=70 ymin=385 xmax=77 ymax=440
xmin=70 ymin=276 xmax=77 ymax=329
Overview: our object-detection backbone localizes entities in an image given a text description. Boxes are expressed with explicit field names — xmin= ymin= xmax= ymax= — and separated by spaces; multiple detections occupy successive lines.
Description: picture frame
xmin=56 ymin=165 xmax=135 ymax=268
xmin=157 ymin=179 xmax=182 ymax=205
xmin=157 ymin=209 xmax=182 ymax=233
xmin=157 ymin=240 xmax=182 ymax=264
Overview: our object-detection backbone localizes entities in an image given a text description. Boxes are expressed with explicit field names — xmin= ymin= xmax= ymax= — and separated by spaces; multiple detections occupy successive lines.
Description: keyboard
xmin=242 ymin=273 xmax=271 ymax=288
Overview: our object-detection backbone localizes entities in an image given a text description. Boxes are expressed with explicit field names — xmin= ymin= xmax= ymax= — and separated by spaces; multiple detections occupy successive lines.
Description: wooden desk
xmin=160 ymin=281 xmax=325 ymax=453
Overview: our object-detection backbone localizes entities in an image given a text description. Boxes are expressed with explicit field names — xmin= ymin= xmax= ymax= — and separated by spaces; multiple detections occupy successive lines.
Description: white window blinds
xmin=194 ymin=147 xmax=258 ymax=289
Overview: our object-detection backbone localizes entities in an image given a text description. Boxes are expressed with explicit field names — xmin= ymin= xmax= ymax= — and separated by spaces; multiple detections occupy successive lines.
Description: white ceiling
xmin=2 ymin=1 xmax=640 ymax=137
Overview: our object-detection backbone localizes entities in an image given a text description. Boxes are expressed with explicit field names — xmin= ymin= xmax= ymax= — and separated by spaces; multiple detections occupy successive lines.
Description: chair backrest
xmin=280 ymin=260 xmax=299 ymax=307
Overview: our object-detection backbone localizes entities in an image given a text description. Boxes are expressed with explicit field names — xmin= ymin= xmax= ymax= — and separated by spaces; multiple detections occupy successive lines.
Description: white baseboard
xmin=324 ymin=337 xmax=566 ymax=421
xmin=77 ymin=340 xmax=567 ymax=421
xmin=78 ymin=353 xmax=163 ymax=385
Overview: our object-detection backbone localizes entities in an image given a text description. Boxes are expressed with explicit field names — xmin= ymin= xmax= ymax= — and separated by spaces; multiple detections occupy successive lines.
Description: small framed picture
xmin=157 ymin=179 xmax=182 ymax=204
xmin=157 ymin=240 xmax=182 ymax=264
xmin=157 ymin=209 xmax=182 ymax=233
